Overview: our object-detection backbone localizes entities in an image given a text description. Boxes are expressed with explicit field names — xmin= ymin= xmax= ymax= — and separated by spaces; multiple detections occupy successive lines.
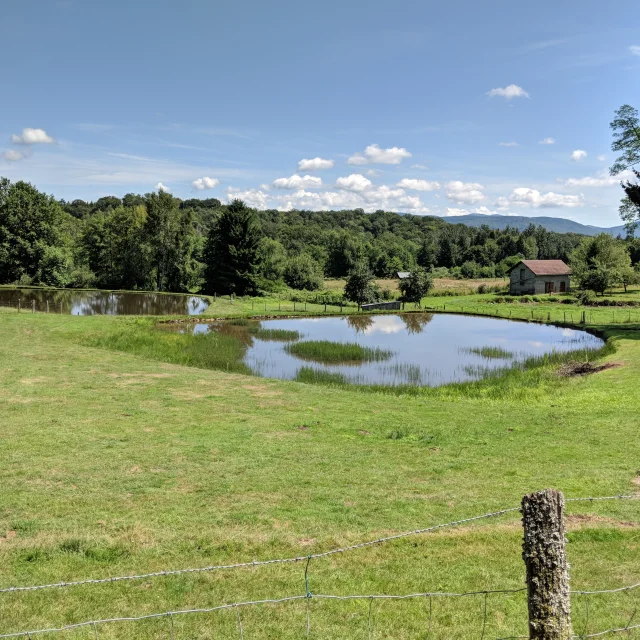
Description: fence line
xmin=3 ymin=584 xmax=640 ymax=640
xmin=2 ymin=495 xmax=637 ymax=596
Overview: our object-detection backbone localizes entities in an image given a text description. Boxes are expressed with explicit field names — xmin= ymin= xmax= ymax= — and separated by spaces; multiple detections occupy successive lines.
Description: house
xmin=507 ymin=260 xmax=572 ymax=295
xmin=396 ymin=271 xmax=411 ymax=280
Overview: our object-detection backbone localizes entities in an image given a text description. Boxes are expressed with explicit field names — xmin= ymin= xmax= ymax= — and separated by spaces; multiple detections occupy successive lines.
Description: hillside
xmin=437 ymin=213 xmax=629 ymax=236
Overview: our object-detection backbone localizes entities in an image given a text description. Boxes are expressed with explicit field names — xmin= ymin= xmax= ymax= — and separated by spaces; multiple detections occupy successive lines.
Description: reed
xmin=285 ymin=340 xmax=393 ymax=364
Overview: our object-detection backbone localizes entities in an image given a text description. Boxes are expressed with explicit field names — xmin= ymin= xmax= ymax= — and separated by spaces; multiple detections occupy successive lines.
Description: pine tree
xmin=203 ymin=199 xmax=261 ymax=295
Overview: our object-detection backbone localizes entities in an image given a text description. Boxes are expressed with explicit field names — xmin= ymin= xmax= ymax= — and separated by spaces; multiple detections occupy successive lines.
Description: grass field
xmin=2 ymin=298 xmax=640 ymax=638
xmin=323 ymin=277 xmax=507 ymax=294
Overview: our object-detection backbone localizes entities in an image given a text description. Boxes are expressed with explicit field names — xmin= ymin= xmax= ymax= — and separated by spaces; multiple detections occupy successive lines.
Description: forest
xmin=1 ymin=176 xmax=639 ymax=295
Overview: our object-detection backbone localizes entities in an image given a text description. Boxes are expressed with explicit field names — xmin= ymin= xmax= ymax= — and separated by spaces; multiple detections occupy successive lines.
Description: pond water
xmin=174 ymin=313 xmax=604 ymax=386
xmin=0 ymin=288 xmax=209 ymax=316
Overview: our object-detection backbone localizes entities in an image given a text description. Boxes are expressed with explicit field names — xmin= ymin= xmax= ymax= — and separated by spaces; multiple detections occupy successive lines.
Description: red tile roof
xmin=512 ymin=260 xmax=572 ymax=276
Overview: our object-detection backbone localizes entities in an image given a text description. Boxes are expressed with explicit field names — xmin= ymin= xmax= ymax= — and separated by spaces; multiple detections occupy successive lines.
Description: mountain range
xmin=435 ymin=213 xmax=630 ymax=237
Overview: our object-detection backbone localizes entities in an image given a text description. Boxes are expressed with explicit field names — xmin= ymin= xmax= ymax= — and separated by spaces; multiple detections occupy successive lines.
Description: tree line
xmin=1 ymin=176 xmax=639 ymax=297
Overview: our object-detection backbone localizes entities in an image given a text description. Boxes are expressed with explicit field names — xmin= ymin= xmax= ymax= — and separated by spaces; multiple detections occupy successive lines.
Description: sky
xmin=1 ymin=0 xmax=639 ymax=226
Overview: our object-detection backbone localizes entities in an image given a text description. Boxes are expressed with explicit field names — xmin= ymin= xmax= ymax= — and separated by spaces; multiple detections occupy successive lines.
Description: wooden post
xmin=18 ymin=299 xmax=20 ymax=313
xmin=522 ymin=489 xmax=572 ymax=640
xmin=46 ymin=301 xmax=49 ymax=313
xmin=32 ymin=300 xmax=35 ymax=313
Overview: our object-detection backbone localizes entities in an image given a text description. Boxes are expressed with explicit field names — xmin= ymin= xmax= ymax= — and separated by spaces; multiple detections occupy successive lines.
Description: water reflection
xmin=0 ymin=287 xmax=209 ymax=316
xmin=166 ymin=313 xmax=604 ymax=387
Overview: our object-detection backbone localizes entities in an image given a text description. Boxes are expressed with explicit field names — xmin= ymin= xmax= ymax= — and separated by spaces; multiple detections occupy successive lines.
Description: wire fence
xmin=1 ymin=494 xmax=639 ymax=639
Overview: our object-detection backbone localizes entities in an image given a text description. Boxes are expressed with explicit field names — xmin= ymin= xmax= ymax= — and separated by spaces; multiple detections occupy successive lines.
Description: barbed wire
xmin=0 ymin=507 xmax=521 ymax=595
xmin=2 ymin=583 xmax=640 ymax=638
xmin=0 ymin=589 xmax=531 ymax=639
xmin=3 ymin=585 xmax=640 ymax=640
xmin=573 ymin=622 xmax=640 ymax=638
xmin=2 ymin=494 xmax=637 ymax=596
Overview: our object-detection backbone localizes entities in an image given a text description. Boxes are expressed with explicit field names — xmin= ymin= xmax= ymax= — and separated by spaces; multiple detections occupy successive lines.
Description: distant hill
xmin=435 ymin=213 xmax=630 ymax=237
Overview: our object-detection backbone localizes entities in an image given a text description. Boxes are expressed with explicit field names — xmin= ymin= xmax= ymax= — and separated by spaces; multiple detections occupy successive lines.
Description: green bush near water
xmin=285 ymin=340 xmax=393 ymax=364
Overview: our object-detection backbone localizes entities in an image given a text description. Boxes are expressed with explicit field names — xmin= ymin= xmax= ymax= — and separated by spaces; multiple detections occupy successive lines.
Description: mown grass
xmin=1 ymin=304 xmax=640 ymax=638
xmin=285 ymin=340 xmax=393 ymax=364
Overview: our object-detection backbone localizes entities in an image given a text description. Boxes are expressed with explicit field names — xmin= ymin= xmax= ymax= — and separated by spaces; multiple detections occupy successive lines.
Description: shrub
xmin=576 ymin=289 xmax=596 ymax=306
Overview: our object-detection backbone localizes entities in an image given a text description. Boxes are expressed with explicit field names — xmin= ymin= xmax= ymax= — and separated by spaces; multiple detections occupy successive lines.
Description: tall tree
xmin=398 ymin=267 xmax=433 ymax=306
xmin=610 ymin=105 xmax=640 ymax=232
xmin=0 ymin=178 xmax=70 ymax=284
xmin=343 ymin=261 xmax=379 ymax=308
xmin=203 ymin=199 xmax=261 ymax=295
xmin=570 ymin=233 xmax=631 ymax=295
xmin=144 ymin=191 xmax=182 ymax=291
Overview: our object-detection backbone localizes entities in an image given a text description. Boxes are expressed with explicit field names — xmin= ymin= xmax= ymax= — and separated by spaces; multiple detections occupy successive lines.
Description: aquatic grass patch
xmin=247 ymin=327 xmax=301 ymax=342
xmin=285 ymin=340 xmax=393 ymax=364
xmin=295 ymin=366 xmax=349 ymax=385
xmin=464 ymin=346 xmax=515 ymax=360
xmin=82 ymin=318 xmax=252 ymax=375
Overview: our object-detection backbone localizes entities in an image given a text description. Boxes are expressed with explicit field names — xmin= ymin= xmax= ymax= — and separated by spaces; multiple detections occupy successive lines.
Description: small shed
xmin=397 ymin=271 xmax=411 ymax=280
xmin=507 ymin=260 xmax=572 ymax=295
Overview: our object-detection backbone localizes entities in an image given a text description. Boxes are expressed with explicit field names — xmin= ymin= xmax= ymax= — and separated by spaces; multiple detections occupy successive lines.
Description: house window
xmin=519 ymin=268 xmax=525 ymax=285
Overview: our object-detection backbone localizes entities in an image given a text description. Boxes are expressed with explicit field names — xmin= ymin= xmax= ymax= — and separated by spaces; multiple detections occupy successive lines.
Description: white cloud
xmin=396 ymin=178 xmax=440 ymax=191
xmin=497 ymin=188 xmax=583 ymax=209
xmin=486 ymin=84 xmax=529 ymax=100
xmin=192 ymin=176 xmax=220 ymax=190
xmin=498 ymin=141 xmax=519 ymax=147
xmin=445 ymin=181 xmax=485 ymax=205
xmin=630 ymin=45 xmax=640 ymax=56
xmin=571 ymin=149 xmax=587 ymax=161
xmin=246 ymin=182 xmax=431 ymax=215
xmin=410 ymin=164 xmax=429 ymax=170
xmin=564 ymin=169 xmax=632 ymax=188
xmin=336 ymin=173 xmax=372 ymax=192
xmin=473 ymin=206 xmax=499 ymax=215
xmin=225 ymin=187 xmax=270 ymax=209
xmin=2 ymin=149 xmax=29 ymax=162
xmin=597 ymin=154 xmax=606 ymax=162
xmin=297 ymin=157 xmax=334 ymax=171
xmin=539 ymin=137 xmax=556 ymax=145
xmin=272 ymin=174 xmax=322 ymax=189
xmin=347 ymin=143 xmax=412 ymax=165
xmin=11 ymin=128 xmax=56 ymax=145
xmin=444 ymin=208 xmax=470 ymax=217
xmin=155 ymin=182 xmax=171 ymax=192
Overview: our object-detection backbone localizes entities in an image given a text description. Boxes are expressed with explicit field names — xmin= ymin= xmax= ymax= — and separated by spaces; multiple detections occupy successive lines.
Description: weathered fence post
xmin=18 ymin=299 xmax=21 ymax=313
xmin=522 ymin=489 xmax=572 ymax=640
xmin=32 ymin=300 xmax=35 ymax=313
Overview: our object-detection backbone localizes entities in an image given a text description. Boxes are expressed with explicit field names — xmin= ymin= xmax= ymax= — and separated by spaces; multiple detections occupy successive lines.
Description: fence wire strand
xmin=3 ymin=494 xmax=636 ymax=597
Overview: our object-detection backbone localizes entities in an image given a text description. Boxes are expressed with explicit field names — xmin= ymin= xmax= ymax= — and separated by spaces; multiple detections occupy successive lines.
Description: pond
xmin=172 ymin=313 xmax=604 ymax=386
xmin=0 ymin=287 xmax=209 ymax=316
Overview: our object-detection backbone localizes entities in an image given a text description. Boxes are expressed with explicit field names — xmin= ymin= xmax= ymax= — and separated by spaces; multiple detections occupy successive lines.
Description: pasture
xmin=1 ymin=296 xmax=640 ymax=638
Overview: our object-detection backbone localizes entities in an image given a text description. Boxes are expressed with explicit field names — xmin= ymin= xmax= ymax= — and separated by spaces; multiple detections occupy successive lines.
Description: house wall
xmin=509 ymin=265 xmax=571 ymax=295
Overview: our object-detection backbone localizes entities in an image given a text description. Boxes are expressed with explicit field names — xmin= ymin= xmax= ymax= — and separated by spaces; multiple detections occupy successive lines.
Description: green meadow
xmin=1 ymin=295 xmax=640 ymax=638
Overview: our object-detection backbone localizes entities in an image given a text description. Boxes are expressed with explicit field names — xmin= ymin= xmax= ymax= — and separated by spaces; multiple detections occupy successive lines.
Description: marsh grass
xmin=248 ymin=327 xmax=301 ymax=341
xmin=285 ymin=340 xmax=393 ymax=364
xmin=464 ymin=346 xmax=515 ymax=359
xmin=83 ymin=318 xmax=252 ymax=375
xmin=295 ymin=366 xmax=349 ymax=385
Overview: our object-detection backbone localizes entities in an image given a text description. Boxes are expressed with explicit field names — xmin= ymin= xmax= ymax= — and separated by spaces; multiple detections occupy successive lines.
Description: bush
xmin=283 ymin=254 xmax=324 ymax=291
xmin=576 ymin=289 xmax=596 ymax=306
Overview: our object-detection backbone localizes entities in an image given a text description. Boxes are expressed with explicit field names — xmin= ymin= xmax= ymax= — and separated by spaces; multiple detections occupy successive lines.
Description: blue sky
xmin=1 ymin=0 xmax=639 ymax=225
